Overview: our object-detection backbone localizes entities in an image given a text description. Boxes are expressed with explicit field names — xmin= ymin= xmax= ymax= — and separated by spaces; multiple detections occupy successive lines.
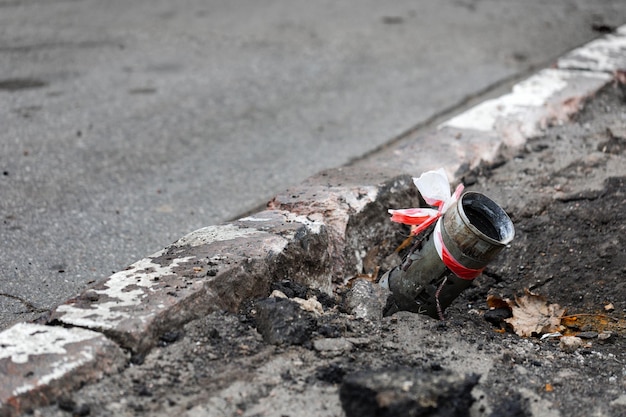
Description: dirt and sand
xmin=35 ymin=84 xmax=625 ymax=417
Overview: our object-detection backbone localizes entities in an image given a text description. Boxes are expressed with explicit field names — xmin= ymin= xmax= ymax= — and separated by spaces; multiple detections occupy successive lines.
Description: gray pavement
xmin=2 ymin=0 xmax=626 ymax=329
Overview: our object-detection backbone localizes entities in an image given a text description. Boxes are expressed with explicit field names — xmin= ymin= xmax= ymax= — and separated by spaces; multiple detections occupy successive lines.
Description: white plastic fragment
xmin=540 ymin=332 xmax=563 ymax=341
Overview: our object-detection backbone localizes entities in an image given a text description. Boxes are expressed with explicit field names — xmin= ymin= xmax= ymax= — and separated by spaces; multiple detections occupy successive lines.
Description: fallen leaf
xmin=545 ymin=383 xmax=554 ymax=392
xmin=395 ymin=235 xmax=414 ymax=252
xmin=561 ymin=316 xmax=578 ymax=327
xmin=504 ymin=290 xmax=565 ymax=337
xmin=604 ymin=303 xmax=615 ymax=312
xmin=487 ymin=294 xmax=511 ymax=310
xmin=347 ymin=267 xmax=380 ymax=287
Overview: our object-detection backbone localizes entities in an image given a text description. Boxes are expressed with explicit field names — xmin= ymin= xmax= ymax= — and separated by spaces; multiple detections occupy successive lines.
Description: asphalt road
xmin=1 ymin=0 xmax=625 ymax=330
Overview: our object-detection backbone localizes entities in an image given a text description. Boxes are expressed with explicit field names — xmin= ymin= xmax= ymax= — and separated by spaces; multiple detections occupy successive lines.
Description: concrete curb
xmin=2 ymin=25 xmax=625 ymax=416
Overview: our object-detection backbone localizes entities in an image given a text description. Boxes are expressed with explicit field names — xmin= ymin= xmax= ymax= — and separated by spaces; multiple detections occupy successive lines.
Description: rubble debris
xmin=487 ymin=393 xmax=531 ymax=417
xmin=313 ymin=337 xmax=354 ymax=356
xmin=272 ymin=289 xmax=325 ymax=315
xmin=293 ymin=296 xmax=324 ymax=315
xmin=339 ymin=367 xmax=478 ymax=417
xmin=597 ymin=128 xmax=625 ymax=155
xmin=344 ymin=279 xmax=390 ymax=321
xmin=597 ymin=331 xmax=615 ymax=342
xmin=559 ymin=336 xmax=583 ymax=353
xmin=252 ymin=297 xmax=316 ymax=346
xmin=270 ymin=279 xmax=336 ymax=310
xmin=576 ymin=331 xmax=598 ymax=339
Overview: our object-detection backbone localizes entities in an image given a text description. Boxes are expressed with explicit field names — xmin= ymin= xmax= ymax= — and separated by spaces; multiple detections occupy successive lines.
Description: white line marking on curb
xmin=0 ymin=323 xmax=99 ymax=364
xmin=239 ymin=211 xmax=325 ymax=235
xmin=0 ymin=323 xmax=107 ymax=396
xmin=55 ymin=255 xmax=194 ymax=329
xmin=558 ymin=25 xmax=626 ymax=72
xmin=440 ymin=69 xmax=610 ymax=132
xmin=285 ymin=212 xmax=325 ymax=234
xmin=343 ymin=187 xmax=378 ymax=213
xmin=13 ymin=353 xmax=94 ymax=396
xmin=175 ymin=224 xmax=262 ymax=247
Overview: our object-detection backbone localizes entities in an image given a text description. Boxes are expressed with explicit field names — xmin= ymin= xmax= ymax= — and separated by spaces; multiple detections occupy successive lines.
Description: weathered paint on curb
xmin=558 ymin=25 xmax=626 ymax=72
xmin=55 ymin=252 xmax=196 ymax=331
xmin=0 ymin=323 xmax=126 ymax=416
xmin=50 ymin=210 xmax=334 ymax=355
xmin=440 ymin=69 xmax=612 ymax=147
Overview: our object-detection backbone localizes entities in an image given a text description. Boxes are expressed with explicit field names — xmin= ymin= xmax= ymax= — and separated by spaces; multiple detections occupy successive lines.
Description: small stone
xmin=253 ymin=297 xmax=316 ymax=346
xmin=269 ymin=290 xmax=288 ymax=299
xmin=313 ymin=337 xmax=354 ymax=354
xmin=604 ymin=303 xmax=615 ymax=312
xmin=597 ymin=331 xmax=614 ymax=342
xmin=344 ymin=279 xmax=390 ymax=321
xmin=577 ymin=331 xmax=598 ymax=339
xmin=340 ymin=367 xmax=478 ymax=417
xmin=293 ymin=296 xmax=324 ymax=316
xmin=559 ymin=336 xmax=583 ymax=353
xmin=484 ymin=308 xmax=512 ymax=326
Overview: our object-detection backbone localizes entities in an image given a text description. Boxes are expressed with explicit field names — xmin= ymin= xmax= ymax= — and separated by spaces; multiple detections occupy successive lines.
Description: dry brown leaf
xmin=504 ymin=290 xmax=565 ymax=337
xmin=487 ymin=294 xmax=511 ymax=310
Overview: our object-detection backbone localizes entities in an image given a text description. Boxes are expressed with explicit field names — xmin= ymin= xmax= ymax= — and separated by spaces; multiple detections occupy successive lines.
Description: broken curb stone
xmin=268 ymin=174 xmax=421 ymax=286
xmin=340 ymin=367 xmax=479 ymax=417
xmin=0 ymin=323 xmax=126 ymax=417
xmin=50 ymin=211 xmax=333 ymax=355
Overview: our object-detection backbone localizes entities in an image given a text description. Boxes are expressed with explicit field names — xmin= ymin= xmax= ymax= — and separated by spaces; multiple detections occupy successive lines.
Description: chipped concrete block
xmin=0 ymin=323 xmax=125 ymax=416
xmin=269 ymin=174 xmax=420 ymax=284
xmin=558 ymin=25 xmax=626 ymax=72
xmin=50 ymin=212 xmax=333 ymax=355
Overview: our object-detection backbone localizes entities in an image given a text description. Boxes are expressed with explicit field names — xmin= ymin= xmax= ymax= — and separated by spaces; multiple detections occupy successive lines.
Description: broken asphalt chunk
xmin=252 ymin=297 xmax=317 ymax=346
xmin=340 ymin=367 xmax=479 ymax=417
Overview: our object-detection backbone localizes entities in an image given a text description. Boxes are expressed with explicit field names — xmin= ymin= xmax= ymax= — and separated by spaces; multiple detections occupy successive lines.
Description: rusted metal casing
xmin=381 ymin=192 xmax=514 ymax=318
